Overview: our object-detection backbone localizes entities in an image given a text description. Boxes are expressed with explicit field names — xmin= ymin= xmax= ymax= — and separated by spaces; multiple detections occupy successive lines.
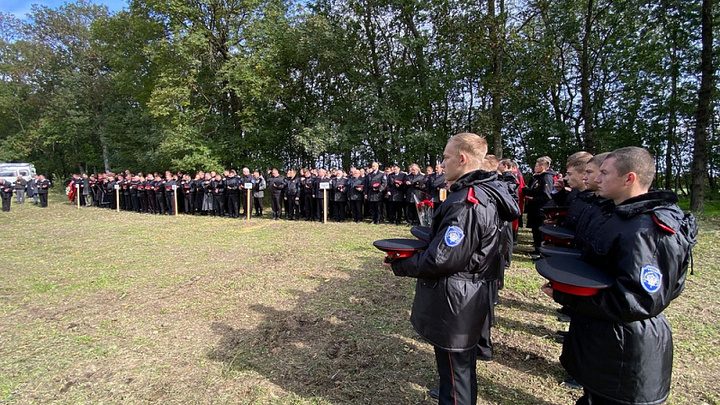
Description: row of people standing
xmin=266 ymin=163 xmax=446 ymax=224
xmin=1 ymin=175 xmax=52 ymax=211
xmin=73 ymin=164 xmax=448 ymax=224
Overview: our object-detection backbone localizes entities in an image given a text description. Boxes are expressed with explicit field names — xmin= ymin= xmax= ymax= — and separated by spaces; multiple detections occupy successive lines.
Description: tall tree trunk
xmin=691 ymin=0 xmax=713 ymax=212
xmin=580 ymin=0 xmax=596 ymax=152
xmin=666 ymin=38 xmax=678 ymax=191
xmin=488 ymin=0 xmax=504 ymax=157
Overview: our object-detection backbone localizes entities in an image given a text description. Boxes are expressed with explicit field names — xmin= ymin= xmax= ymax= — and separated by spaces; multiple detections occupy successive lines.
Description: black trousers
xmin=315 ymin=197 xmax=325 ymax=221
xmin=227 ymin=191 xmax=240 ymax=218
xmin=131 ymin=194 xmax=139 ymax=212
xmin=285 ymin=195 xmax=299 ymax=219
xmin=147 ymin=192 xmax=156 ymax=214
xmin=184 ymin=193 xmax=194 ymax=214
xmin=334 ymin=200 xmax=346 ymax=221
xmin=271 ymin=194 xmax=282 ymax=218
xmin=434 ymin=347 xmax=477 ymax=405
xmin=39 ymin=193 xmax=48 ymax=207
xmin=138 ymin=193 xmax=147 ymax=212
xmin=155 ymin=193 xmax=166 ymax=214
xmin=350 ymin=200 xmax=363 ymax=222
xmin=254 ymin=197 xmax=263 ymax=215
xmin=477 ymin=281 xmax=496 ymax=359
xmin=531 ymin=226 xmax=543 ymax=249
xmin=304 ymin=194 xmax=314 ymax=220
xmin=406 ymin=201 xmax=419 ymax=224
xmin=368 ymin=200 xmax=381 ymax=224
xmin=214 ymin=194 xmax=225 ymax=216
xmin=166 ymin=192 xmax=175 ymax=215
xmin=1 ymin=195 xmax=10 ymax=211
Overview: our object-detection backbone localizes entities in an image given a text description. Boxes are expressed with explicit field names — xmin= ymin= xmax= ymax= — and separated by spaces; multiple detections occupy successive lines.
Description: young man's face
xmin=441 ymin=140 xmax=463 ymax=183
xmin=583 ymin=163 xmax=600 ymax=191
xmin=565 ymin=166 xmax=585 ymax=190
xmin=534 ymin=162 xmax=546 ymax=174
xmin=595 ymin=157 xmax=626 ymax=202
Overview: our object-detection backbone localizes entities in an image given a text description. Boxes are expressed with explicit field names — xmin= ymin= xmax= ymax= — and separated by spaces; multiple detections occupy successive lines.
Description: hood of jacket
xmin=451 ymin=170 xmax=520 ymax=223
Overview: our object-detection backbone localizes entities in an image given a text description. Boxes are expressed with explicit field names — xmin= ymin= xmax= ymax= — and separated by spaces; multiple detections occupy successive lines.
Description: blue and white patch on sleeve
xmin=640 ymin=265 xmax=662 ymax=294
xmin=444 ymin=226 xmax=465 ymax=247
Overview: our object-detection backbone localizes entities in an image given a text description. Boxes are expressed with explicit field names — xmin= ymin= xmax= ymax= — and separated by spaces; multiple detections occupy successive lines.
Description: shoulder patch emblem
xmin=444 ymin=226 xmax=465 ymax=247
xmin=640 ymin=265 xmax=662 ymax=294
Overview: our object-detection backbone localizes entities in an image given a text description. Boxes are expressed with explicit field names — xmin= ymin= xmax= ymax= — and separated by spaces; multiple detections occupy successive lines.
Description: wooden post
xmin=246 ymin=189 xmax=251 ymax=220
xmin=323 ymin=188 xmax=327 ymax=223
xmin=174 ymin=186 xmax=178 ymax=216
xmin=76 ymin=183 xmax=80 ymax=209
xmin=115 ymin=185 xmax=120 ymax=213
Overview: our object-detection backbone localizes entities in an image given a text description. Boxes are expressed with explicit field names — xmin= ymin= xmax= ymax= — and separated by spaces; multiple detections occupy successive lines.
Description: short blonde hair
xmin=536 ymin=156 xmax=551 ymax=168
xmin=450 ymin=133 xmax=488 ymax=167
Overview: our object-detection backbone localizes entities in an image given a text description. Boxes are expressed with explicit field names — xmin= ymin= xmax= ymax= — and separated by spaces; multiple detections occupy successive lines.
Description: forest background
xmin=0 ymin=0 xmax=717 ymax=209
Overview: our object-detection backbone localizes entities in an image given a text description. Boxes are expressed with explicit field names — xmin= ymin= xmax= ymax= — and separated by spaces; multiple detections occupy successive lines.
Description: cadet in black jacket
xmin=225 ymin=170 xmax=241 ymax=218
xmin=404 ymin=164 xmax=426 ymax=225
xmin=364 ymin=162 xmax=387 ymax=224
xmin=384 ymin=133 xmax=519 ymax=405
xmin=332 ymin=169 xmax=348 ymax=221
xmin=267 ymin=169 xmax=284 ymax=220
xmin=301 ymin=169 xmax=315 ymax=220
xmin=162 ymin=174 xmax=174 ymax=215
xmin=387 ymin=165 xmax=406 ymax=225
xmin=428 ymin=164 xmax=446 ymax=206
xmin=347 ymin=168 xmax=364 ymax=222
xmin=313 ymin=169 xmax=330 ymax=221
xmin=523 ymin=156 xmax=556 ymax=255
xmin=542 ymin=147 xmax=697 ymax=405
xmin=239 ymin=168 xmax=253 ymax=217
xmin=283 ymin=169 xmax=300 ymax=220
xmin=211 ymin=173 xmax=225 ymax=217
xmin=1 ymin=179 xmax=13 ymax=211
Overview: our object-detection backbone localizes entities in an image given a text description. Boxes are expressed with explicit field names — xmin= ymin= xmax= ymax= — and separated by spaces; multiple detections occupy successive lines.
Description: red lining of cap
xmin=652 ymin=213 xmax=676 ymax=234
xmin=467 ymin=187 xmax=479 ymax=204
xmin=384 ymin=250 xmax=419 ymax=260
xmin=552 ymin=281 xmax=600 ymax=296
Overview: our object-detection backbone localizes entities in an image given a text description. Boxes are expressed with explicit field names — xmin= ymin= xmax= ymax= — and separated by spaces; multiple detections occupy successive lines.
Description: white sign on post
xmin=244 ymin=182 xmax=253 ymax=189
xmin=320 ymin=182 xmax=330 ymax=190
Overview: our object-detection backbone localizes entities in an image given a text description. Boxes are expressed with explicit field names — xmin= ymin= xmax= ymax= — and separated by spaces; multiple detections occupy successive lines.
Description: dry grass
xmin=0 ymin=194 xmax=718 ymax=404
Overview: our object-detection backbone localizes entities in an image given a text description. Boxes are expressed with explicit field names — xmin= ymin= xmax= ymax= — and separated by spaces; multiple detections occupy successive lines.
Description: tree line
xmin=0 ymin=0 xmax=716 ymax=210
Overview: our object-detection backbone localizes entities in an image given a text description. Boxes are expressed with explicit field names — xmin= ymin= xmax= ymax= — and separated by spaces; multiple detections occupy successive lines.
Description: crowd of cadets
xmin=69 ymin=160 xmax=529 ymax=226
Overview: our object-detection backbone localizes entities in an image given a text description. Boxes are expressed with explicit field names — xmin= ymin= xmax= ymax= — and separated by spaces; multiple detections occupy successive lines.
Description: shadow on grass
xmin=206 ymin=258 xmax=568 ymax=404
xmin=497 ymin=295 xmax=558 ymax=317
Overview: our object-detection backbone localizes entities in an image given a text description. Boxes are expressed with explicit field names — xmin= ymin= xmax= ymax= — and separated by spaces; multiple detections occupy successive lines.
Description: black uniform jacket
xmin=364 ymin=170 xmax=386 ymax=202
xmin=554 ymin=191 xmax=697 ymax=404
xmin=333 ymin=177 xmax=348 ymax=202
xmin=404 ymin=172 xmax=426 ymax=203
xmin=391 ymin=170 xmax=519 ymax=351
xmin=347 ymin=176 xmax=364 ymax=201
xmin=284 ymin=176 xmax=300 ymax=196
xmin=268 ymin=175 xmax=284 ymax=196
xmin=387 ymin=172 xmax=406 ymax=202
xmin=523 ymin=170 xmax=556 ymax=227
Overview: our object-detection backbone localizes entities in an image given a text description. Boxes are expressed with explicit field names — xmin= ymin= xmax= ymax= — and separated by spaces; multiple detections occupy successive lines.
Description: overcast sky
xmin=2 ymin=0 xmax=127 ymax=19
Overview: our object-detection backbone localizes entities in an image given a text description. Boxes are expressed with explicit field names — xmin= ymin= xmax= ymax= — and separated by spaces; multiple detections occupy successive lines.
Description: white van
xmin=0 ymin=163 xmax=37 ymax=183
